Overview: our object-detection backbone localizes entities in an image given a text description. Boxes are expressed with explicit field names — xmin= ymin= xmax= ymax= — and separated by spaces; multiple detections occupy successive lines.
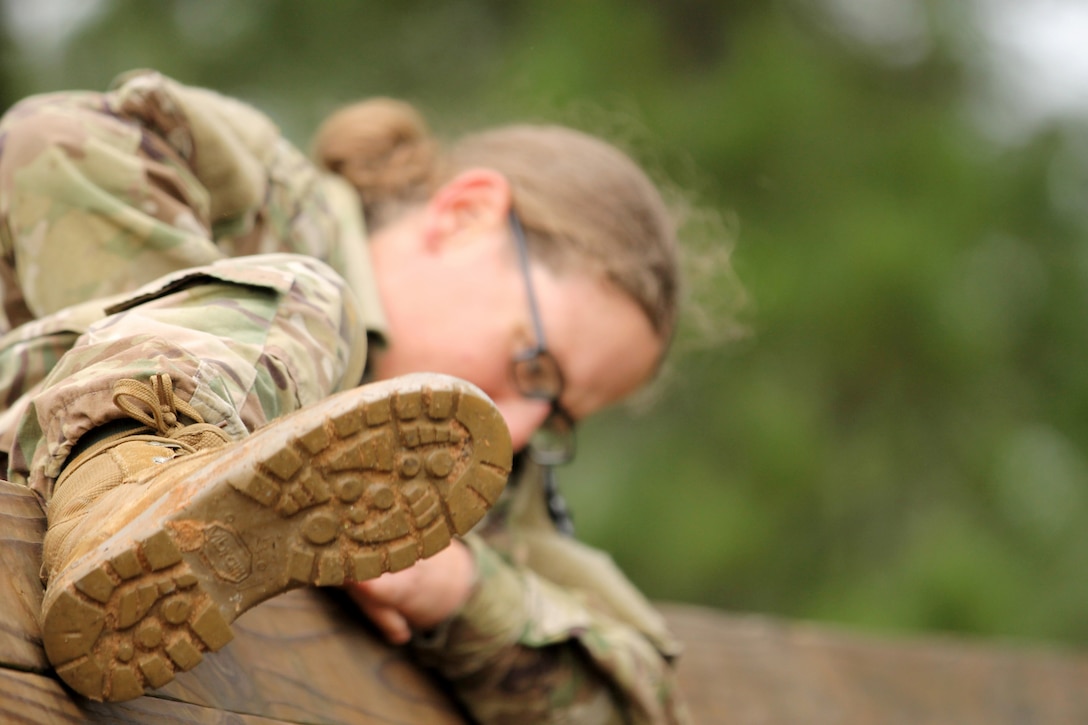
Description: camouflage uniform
xmin=0 ymin=71 xmax=690 ymax=724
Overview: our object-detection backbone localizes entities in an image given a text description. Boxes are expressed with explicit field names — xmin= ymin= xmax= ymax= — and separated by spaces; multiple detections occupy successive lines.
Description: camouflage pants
xmin=0 ymin=87 xmax=369 ymax=502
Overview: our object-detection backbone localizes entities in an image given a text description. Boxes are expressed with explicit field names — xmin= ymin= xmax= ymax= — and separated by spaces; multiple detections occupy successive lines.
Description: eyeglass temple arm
xmin=509 ymin=210 xmax=548 ymax=348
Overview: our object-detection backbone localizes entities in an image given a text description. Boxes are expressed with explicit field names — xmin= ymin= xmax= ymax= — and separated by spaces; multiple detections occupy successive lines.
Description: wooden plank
xmin=158 ymin=589 xmax=468 ymax=724
xmin=0 ymin=480 xmax=49 ymax=673
xmin=7 ymin=477 xmax=1088 ymax=723
xmin=662 ymin=603 xmax=1088 ymax=724
xmin=0 ymin=666 xmax=307 ymax=724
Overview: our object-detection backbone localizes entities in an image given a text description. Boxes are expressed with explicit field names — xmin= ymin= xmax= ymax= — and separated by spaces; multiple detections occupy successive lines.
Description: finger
xmin=350 ymin=573 xmax=413 ymax=605
xmin=366 ymin=604 xmax=412 ymax=645
xmin=347 ymin=587 xmax=413 ymax=645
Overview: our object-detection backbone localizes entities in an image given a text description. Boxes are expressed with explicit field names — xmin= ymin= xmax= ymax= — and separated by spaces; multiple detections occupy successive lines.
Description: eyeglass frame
xmin=508 ymin=208 xmax=577 ymax=466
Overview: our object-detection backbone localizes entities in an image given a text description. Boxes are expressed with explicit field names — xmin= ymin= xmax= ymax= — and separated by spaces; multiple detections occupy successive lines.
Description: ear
xmin=420 ymin=169 xmax=512 ymax=252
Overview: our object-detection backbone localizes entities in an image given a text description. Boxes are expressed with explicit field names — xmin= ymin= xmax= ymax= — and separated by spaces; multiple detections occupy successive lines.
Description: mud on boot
xmin=39 ymin=372 xmax=512 ymax=702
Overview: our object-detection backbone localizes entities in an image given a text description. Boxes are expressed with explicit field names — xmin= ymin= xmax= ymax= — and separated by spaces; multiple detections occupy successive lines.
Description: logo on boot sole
xmin=203 ymin=524 xmax=252 ymax=583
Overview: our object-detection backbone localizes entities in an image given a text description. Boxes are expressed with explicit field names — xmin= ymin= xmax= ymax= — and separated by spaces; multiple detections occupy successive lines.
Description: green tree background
xmin=3 ymin=0 xmax=1087 ymax=647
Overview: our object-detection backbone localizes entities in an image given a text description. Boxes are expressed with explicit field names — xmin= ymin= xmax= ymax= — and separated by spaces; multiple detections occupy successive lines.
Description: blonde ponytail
xmin=311 ymin=98 xmax=437 ymax=227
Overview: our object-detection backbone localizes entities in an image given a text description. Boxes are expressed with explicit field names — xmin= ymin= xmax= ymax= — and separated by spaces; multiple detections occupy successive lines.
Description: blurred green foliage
xmin=3 ymin=0 xmax=1087 ymax=647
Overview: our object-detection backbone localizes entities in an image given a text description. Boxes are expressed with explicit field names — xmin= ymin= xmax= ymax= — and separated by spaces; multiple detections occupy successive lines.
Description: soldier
xmin=0 ymin=70 xmax=690 ymax=723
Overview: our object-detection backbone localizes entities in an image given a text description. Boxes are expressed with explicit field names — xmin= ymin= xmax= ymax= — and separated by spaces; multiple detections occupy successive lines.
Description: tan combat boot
xmin=39 ymin=372 xmax=511 ymax=702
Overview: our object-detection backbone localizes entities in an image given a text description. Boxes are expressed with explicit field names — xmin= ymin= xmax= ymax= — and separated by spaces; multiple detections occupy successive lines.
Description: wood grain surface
xmin=3 ymin=478 xmax=1087 ymax=724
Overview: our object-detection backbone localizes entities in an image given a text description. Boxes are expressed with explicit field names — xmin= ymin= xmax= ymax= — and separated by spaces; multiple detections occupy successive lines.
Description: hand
xmin=344 ymin=539 xmax=476 ymax=645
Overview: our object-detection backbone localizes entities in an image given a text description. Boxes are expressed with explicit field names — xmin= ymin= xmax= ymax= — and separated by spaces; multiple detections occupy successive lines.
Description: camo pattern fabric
xmin=413 ymin=461 xmax=691 ymax=724
xmin=0 ymin=70 xmax=375 ymax=498
xmin=0 ymin=71 xmax=689 ymax=724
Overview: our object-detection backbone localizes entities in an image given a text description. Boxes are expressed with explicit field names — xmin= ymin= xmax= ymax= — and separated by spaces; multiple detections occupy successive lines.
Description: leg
xmin=13 ymin=253 xmax=369 ymax=499
xmin=19 ymin=255 xmax=511 ymax=701
xmin=42 ymin=370 xmax=510 ymax=702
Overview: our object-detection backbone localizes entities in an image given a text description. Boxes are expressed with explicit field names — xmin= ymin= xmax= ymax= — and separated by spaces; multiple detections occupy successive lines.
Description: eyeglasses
xmin=509 ymin=209 xmax=576 ymax=466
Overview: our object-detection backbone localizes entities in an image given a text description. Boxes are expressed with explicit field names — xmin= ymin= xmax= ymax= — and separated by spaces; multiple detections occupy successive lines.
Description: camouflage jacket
xmin=0 ymin=70 xmax=689 ymax=724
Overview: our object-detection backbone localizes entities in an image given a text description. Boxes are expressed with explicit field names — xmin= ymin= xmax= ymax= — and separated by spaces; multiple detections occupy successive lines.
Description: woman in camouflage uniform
xmin=0 ymin=70 xmax=689 ymax=723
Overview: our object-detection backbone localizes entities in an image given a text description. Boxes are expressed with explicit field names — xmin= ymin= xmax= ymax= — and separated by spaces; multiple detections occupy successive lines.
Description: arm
xmin=347 ymin=460 xmax=691 ymax=723
xmin=347 ymin=535 xmax=688 ymax=724
xmin=409 ymin=535 xmax=690 ymax=725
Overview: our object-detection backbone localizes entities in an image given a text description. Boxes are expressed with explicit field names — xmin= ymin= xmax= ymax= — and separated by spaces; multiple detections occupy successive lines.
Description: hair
xmin=311 ymin=98 xmax=681 ymax=342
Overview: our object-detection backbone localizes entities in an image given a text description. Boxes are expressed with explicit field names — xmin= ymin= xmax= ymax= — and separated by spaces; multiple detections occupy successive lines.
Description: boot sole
xmin=40 ymin=373 xmax=512 ymax=702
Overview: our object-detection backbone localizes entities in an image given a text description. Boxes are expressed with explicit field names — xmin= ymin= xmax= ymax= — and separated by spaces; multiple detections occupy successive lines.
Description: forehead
xmin=531 ymin=268 xmax=662 ymax=419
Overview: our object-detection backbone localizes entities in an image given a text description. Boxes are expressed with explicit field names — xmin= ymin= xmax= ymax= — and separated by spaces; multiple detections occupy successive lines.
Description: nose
xmin=494 ymin=397 xmax=552 ymax=452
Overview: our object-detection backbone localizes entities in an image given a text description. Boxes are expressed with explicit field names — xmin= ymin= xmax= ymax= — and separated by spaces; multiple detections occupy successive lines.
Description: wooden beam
xmin=4 ymin=478 xmax=1087 ymax=723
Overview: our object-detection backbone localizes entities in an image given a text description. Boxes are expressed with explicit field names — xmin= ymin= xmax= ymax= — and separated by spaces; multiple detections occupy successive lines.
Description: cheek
xmin=431 ymin=324 xmax=516 ymax=397
xmin=401 ymin=321 xmax=502 ymax=380
xmin=437 ymin=348 xmax=512 ymax=403
xmin=378 ymin=301 xmax=519 ymax=408
xmin=375 ymin=334 xmax=509 ymax=390
xmin=492 ymin=397 xmax=551 ymax=451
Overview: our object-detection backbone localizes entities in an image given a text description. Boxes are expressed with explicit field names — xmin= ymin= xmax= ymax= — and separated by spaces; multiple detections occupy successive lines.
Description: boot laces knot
xmin=113 ymin=373 xmax=206 ymax=438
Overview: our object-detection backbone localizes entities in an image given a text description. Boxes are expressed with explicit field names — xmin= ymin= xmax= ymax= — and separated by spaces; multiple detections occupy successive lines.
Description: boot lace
xmin=111 ymin=373 xmax=230 ymax=451
xmin=43 ymin=374 xmax=230 ymax=582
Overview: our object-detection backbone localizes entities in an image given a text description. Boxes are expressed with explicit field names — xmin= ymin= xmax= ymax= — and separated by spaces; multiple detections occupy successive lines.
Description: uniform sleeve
xmin=410 ymin=535 xmax=692 ymax=725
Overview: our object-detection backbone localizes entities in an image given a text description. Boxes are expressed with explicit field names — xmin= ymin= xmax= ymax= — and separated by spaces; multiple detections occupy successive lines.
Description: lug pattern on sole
xmin=232 ymin=384 xmax=507 ymax=587
xmin=43 ymin=530 xmax=233 ymax=702
xmin=41 ymin=376 xmax=511 ymax=702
